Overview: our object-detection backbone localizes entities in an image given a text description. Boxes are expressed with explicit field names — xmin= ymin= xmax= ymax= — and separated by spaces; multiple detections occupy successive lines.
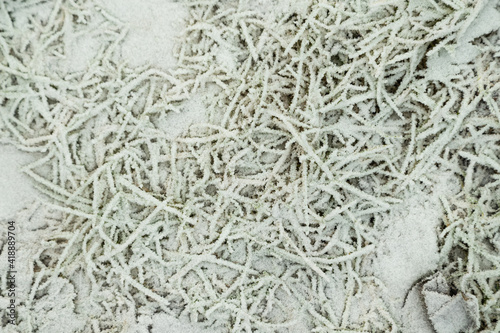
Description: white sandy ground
xmin=1 ymin=0 xmax=499 ymax=332
xmin=0 ymin=146 xmax=40 ymax=221
xmin=99 ymin=0 xmax=188 ymax=71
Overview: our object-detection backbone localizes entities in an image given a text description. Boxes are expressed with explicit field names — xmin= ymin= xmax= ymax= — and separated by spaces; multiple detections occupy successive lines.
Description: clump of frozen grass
xmin=1 ymin=0 xmax=500 ymax=332
xmin=438 ymin=145 xmax=500 ymax=330
xmin=439 ymin=194 xmax=500 ymax=331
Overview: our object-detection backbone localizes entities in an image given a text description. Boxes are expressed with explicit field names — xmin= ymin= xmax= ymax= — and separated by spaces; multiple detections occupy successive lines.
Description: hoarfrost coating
xmin=1 ymin=0 xmax=500 ymax=332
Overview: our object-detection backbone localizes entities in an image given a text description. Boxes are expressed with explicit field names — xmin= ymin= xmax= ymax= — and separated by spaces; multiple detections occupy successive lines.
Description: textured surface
xmin=1 ymin=0 xmax=500 ymax=332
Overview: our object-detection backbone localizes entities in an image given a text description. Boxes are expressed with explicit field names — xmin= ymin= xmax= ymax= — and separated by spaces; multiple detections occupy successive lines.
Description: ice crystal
xmin=1 ymin=0 xmax=500 ymax=332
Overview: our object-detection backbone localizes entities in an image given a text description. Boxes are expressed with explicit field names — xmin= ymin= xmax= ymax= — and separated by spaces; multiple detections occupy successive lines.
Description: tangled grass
xmin=1 ymin=0 xmax=500 ymax=332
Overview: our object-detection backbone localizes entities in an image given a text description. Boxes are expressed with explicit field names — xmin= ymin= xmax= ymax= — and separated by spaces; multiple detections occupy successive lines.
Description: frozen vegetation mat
xmin=0 ymin=0 xmax=500 ymax=332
